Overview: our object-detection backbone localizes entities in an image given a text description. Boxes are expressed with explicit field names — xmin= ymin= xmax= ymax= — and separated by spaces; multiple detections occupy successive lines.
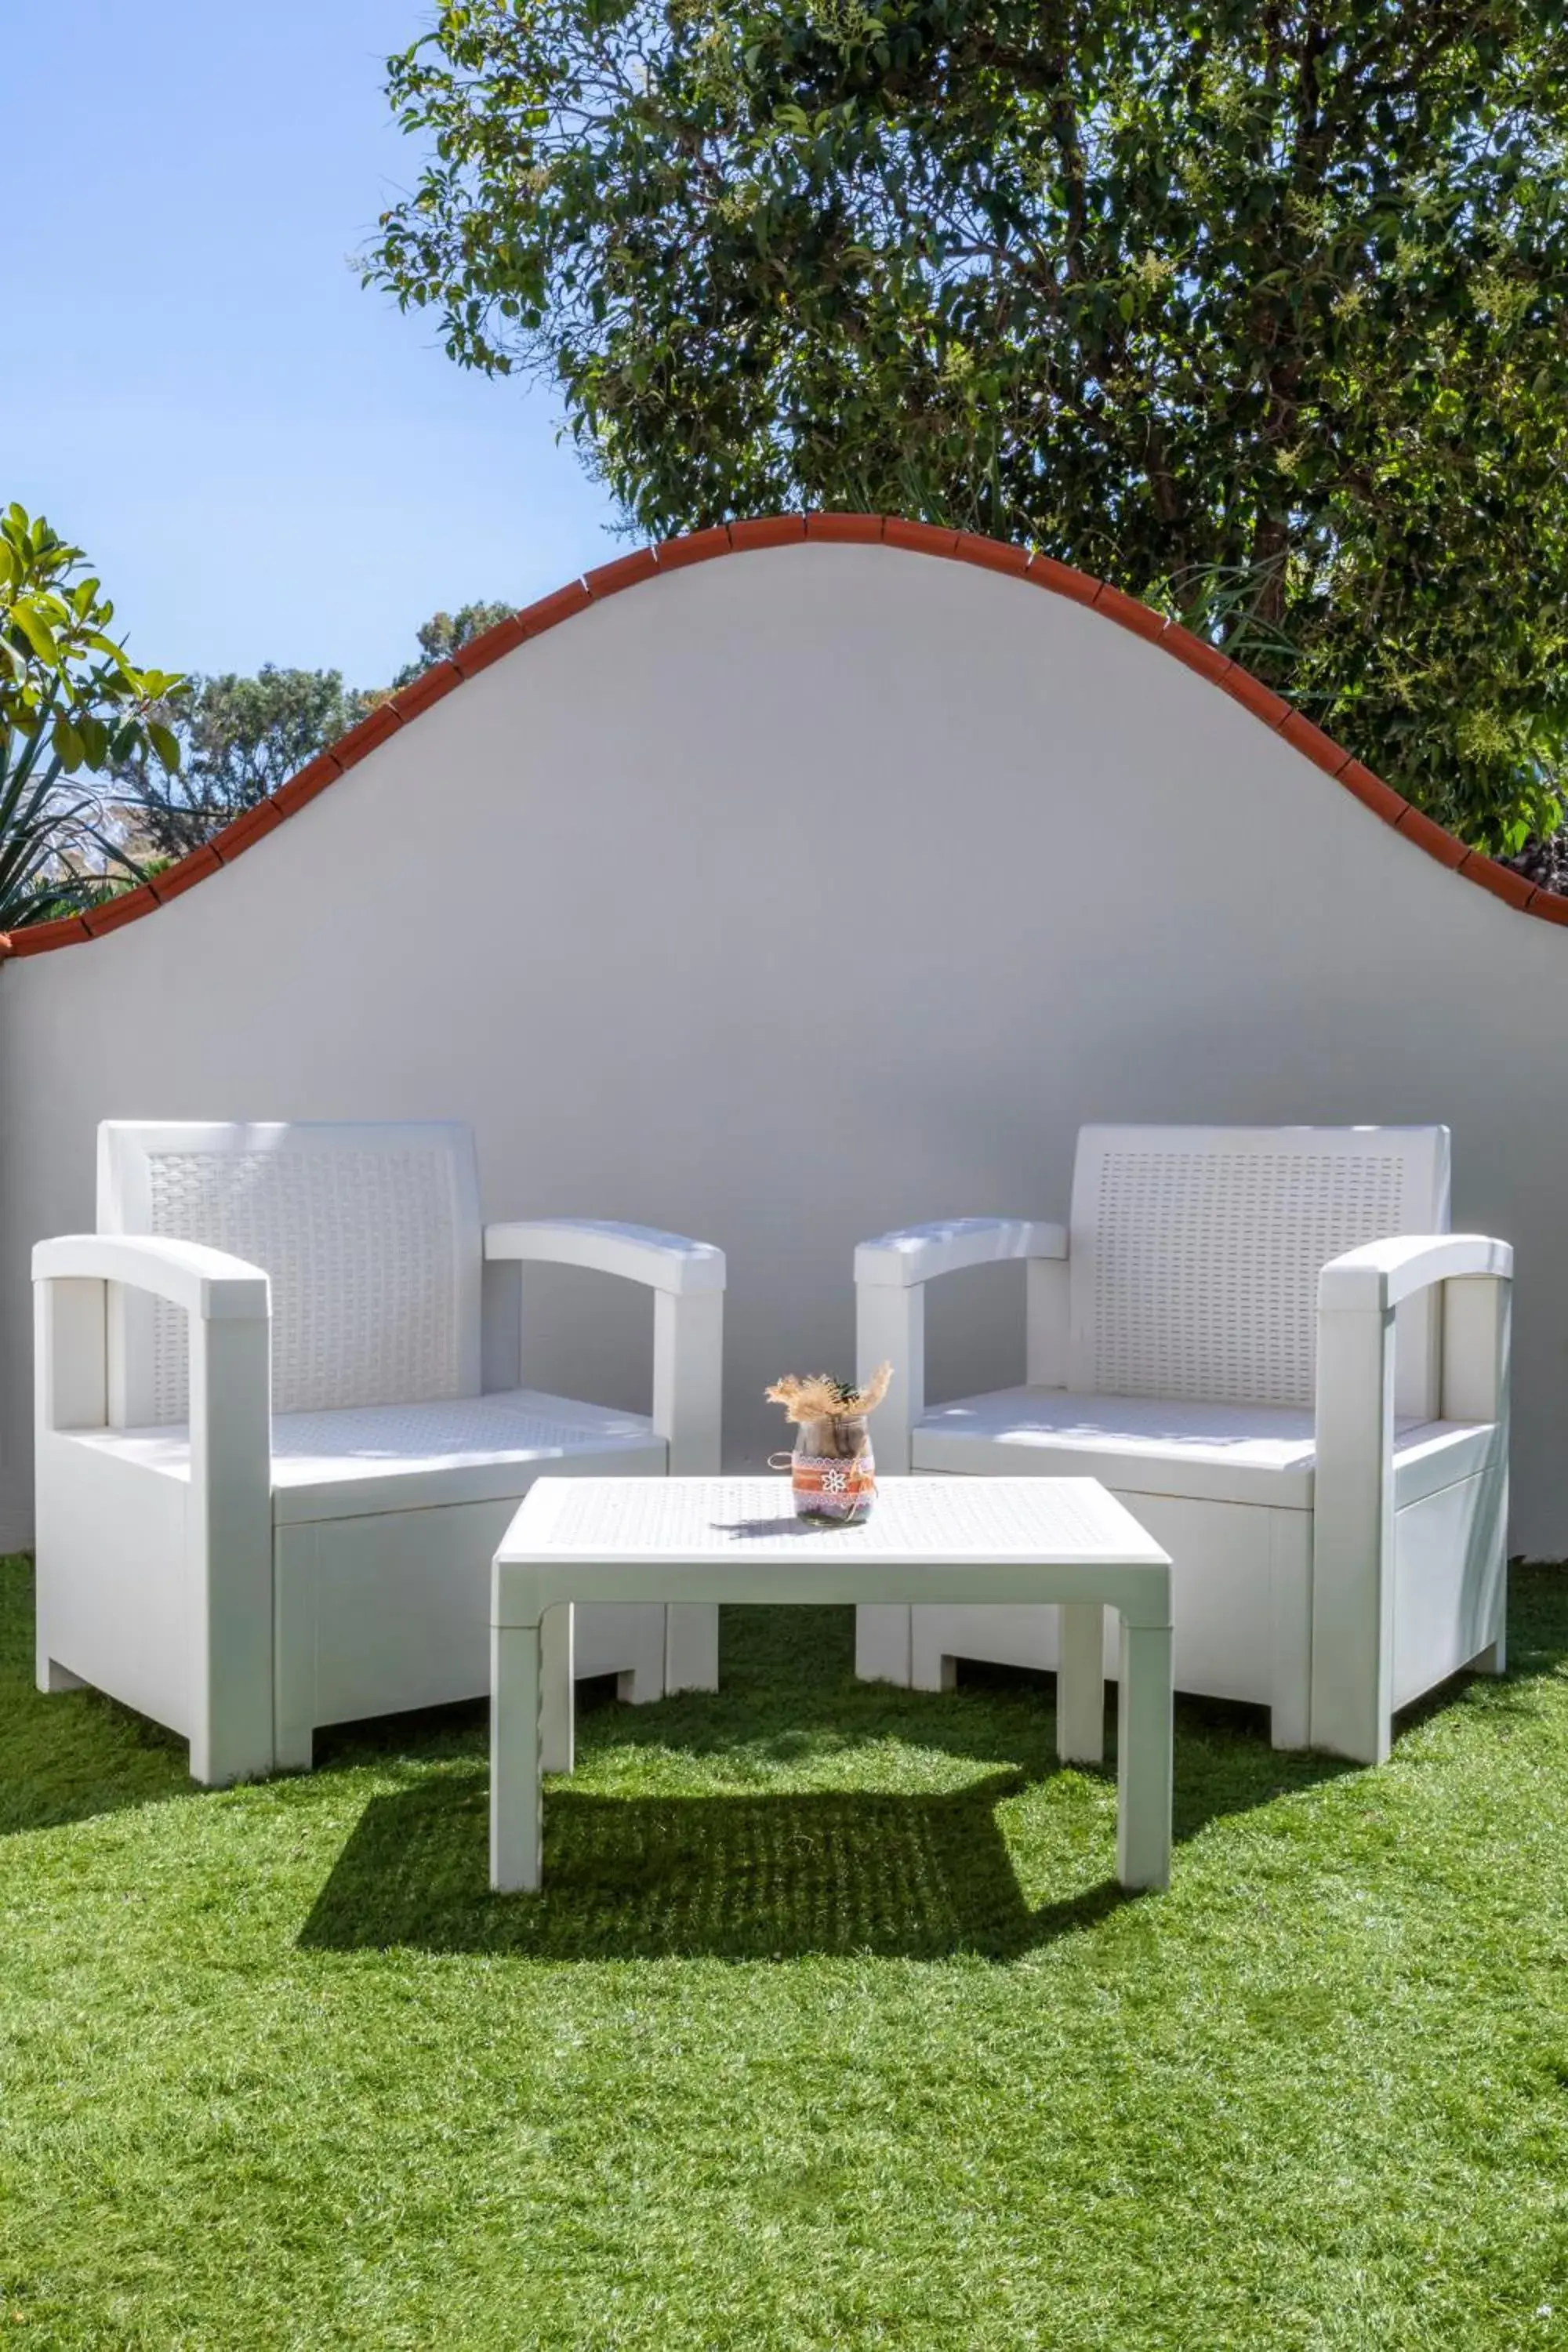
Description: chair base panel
xmin=896 ymin=1490 xmax=1312 ymax=1747
xmin=34 ymin=1432 xmax=192 ymax=1742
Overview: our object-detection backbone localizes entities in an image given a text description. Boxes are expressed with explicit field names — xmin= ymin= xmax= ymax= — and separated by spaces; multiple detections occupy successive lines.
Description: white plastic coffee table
xmin=490 ymin=1475 xmax=1174 ymax=1896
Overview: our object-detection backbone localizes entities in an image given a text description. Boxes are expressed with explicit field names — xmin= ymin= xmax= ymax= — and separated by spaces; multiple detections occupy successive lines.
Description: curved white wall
xmin=2 ymin=539 xmax=1563 ymax=1548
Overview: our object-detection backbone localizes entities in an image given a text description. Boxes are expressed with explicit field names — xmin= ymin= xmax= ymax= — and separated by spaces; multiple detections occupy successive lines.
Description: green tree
xmin=0 ymin=504 xmax=183 ymax=929
xmin=368 ymin=0 xmax=1568 ymax=848
xmin=390 ymin=601 xmax=515 ymax=687
xmin=125 ymin=605 xmax=515 ymax=857
xmin=125 ymin=667 xmax=378 ymax=859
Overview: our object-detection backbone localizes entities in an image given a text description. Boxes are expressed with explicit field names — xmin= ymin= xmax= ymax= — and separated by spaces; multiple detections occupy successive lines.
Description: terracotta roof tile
xmin=150 ymin=845 xmax=223 ymax=902
xmin=728 ymin=516 xmax=807 ymax=552
xmin=330 ymin=703 xmax=404 ymax=772
xmin=517 ymin=581 xmax=593 ymax=638
xmin=208 ymin=800 xmax=285 ymax=863
xmin=1160 ymin=624 xmax=1232 ymax=684
xmin=1395 ymin=804 xmax=1470 ymax=871
xmin=388 ymin=661 xmax=463 ymax=724
xmin=81 ymin=884 xmax=162 ymax=938
xmin=655 ymin=525 xmax=732 ymax=570
xmin=1092 ymin=581 xmax=1168 ymax=643
xmin=884 ymin=519 xmax=961 ymax=557
xmin=1218 ymin=667 xmax=1293 ymax=730
xmin=452 ymin=612 xmax=532 ymax=677
xmin=1460 ymin=851 xmax=1537 ymax=910
xmin=271 ymin=751 xmax=344 ymax=819
xmin=1337 ymin=761 xmax=1409 ymax=826
xmin=953 ymin=532 xmax=1030 ymax=577
xmin=1024 ymin=553 xmax=1099 ymax=606
xmin=585 ymin=549 xmax=659 ymax=601
xmin=1279 ymin=710 xmax=1353 ymax=778
xmin=5 ymin=913 xmax=92 ymax=956
xmin=805 ymin=514 xmax=885 ymax=543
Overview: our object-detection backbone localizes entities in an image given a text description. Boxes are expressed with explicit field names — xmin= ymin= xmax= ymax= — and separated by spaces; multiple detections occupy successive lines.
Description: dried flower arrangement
xmin=766 ymin=1361 xmax=893 ymax=1523
xmin=764 ymin=1363 xmax=894 ymax=1428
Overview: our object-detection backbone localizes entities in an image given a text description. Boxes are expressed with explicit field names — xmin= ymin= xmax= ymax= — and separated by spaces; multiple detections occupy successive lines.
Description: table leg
xmin=1116 ymin=1617 xmax=1173 ymax=1892
xmin=491 ymin=1621 xmax=543 ymax=1893
xmin=1058 ymin=1601 xmax=1106 ymax=1764
xmin=541 ymin=1602 xmax=575 ymax=1775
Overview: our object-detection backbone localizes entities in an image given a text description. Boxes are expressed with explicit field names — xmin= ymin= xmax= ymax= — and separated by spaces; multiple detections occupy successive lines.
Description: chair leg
xmin=909 ymin=1612 xmax=955 ymax=1692
xmin=1057 ymin=1602 xmax=1106 ymax=1765
xmin=1474 ymin=1634 xmax=1507 ymax=1677
xmin=37 ymin=1652 xmax=86 ymax=1693
xmin=664 ymin=1602 xmax=718 ymax=1693
xmin=855 ymin=1603 xmax=912 ymax=1686
xmin=1269 ymin=1681 xmax=1311 ymax=1751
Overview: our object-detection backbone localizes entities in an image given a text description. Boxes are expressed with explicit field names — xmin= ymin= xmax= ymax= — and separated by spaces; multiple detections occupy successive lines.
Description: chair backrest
xmin=98 ymin=1121 xmax=483 ymax=1425
xmin=1067 ymin=1125 xmax=1450 ymax=1414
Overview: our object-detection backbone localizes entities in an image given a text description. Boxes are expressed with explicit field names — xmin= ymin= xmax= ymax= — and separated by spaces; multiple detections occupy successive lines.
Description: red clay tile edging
xmin=1024 ymin=552 xmax=1099 ymax=607
xmin=884 ymin=519 xmax=960 ymax=558
xmin=1093 ymin=580 xmax=1168 ymax=644
xmin=804 ymin=513 xmax=884 ymax=544
xmin=517 ymin=581 xmax=593 ymax=638
xmin=151 ymin=844 xmax=223 ymax=902
xmin=209 ymin=800 xmax=285 ymax=865
xmin=1459 ymin=851 xmax=1537 ymax=911
xmin=81 ymin=884 xmax=161 ymax=938
xmin=1396 ymin=804 xmax=1469 ymax=872
xmin=0 ymin=513 xmax=1553 ymax=960
xmin=655 ymin=524 xmax=732 ymax=571
xmin=1337 ymin=760 xmax=1410 ymax=826
xmin=388 ymin=661 xmax=463 ymax=724
xmin=585 ymin=549 xmax=659 ymax=601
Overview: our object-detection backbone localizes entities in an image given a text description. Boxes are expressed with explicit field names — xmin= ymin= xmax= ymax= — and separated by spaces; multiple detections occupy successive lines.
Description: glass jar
xmin=784 ymin=1412 xmax=876 ymax=1525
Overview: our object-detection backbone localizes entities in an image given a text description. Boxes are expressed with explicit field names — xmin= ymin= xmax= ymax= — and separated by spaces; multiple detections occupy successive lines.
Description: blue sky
xmin=6 ymin=0 xmax=618 ymax=687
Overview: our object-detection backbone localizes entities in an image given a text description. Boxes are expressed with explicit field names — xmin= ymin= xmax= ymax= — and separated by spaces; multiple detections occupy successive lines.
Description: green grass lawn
xmin=5 ymin=1555 xmax=1568 ymax=2350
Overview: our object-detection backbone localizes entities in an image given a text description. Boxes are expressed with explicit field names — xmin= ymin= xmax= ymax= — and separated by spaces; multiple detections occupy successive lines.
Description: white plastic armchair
xmin=852 ymin=1126 xmax=1512 ymax=1764
xmin=33 ymin=1122 xmax=727 ymax=1784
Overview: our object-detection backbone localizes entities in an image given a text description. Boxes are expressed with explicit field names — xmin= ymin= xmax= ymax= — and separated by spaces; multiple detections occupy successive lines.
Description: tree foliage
xmin=124 ymin=668 xmax=378 ymax=860
xmin=124 ymin=607 xmax=515 ymax=858
xmin=390 ymin=601 xmax=516 ymax=687
xmin=0 ymin=505 xmax=183 ymax=929
xmin=368 ymin=0 xmax=1568 ymax=848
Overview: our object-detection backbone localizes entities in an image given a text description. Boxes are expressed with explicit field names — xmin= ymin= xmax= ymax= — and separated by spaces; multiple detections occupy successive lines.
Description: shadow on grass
xmin=299 ymin=1767 xmax=1137 ymax=1960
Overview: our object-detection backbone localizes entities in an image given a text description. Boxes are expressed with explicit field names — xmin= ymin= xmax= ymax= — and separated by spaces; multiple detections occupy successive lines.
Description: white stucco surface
xmin=2 ymin=540 xmax=1562 ymax=1549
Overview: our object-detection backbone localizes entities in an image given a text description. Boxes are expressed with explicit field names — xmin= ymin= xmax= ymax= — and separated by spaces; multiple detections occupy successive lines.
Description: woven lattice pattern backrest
xmin=100 ymin=1125 xmax=481 ymax=1424
xmin=1069 ymin=1128 xmax=1447 ymax=1409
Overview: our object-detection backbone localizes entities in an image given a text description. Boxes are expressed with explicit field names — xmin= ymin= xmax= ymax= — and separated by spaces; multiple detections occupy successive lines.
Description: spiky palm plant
xmin=0 ymin=504 xmax=183 ymax=931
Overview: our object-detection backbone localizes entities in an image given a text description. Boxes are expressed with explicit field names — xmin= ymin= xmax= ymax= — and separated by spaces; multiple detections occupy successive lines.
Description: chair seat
xmin=912 ymin=1386 xmax=1492 ymax=1509
xmin=70 ymin=1388 xmax=667 ymax=1523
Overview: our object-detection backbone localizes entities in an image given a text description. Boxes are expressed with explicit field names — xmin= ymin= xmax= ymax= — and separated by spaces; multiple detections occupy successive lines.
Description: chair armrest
xmin=855 ymin=1220 xmax=1068 ymax=1472
xmin=32 ymin=1232 xmax=270 ymax=1321
xmin=484 ymin=1221 xmax=724 ymax=1471
xmin=855 ymin=1218 xmax=1067 ymax=1288
xmin=1312 ymin=1232 xmax=1512 ymax=1761
xmin=1318 ymin=1233 xmax=1512 ymax=1313
xmin=484 ymin=1219 xmax=725 ymax=1295
xmin=33 ymin=1232 xmax=274 ymax=1780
